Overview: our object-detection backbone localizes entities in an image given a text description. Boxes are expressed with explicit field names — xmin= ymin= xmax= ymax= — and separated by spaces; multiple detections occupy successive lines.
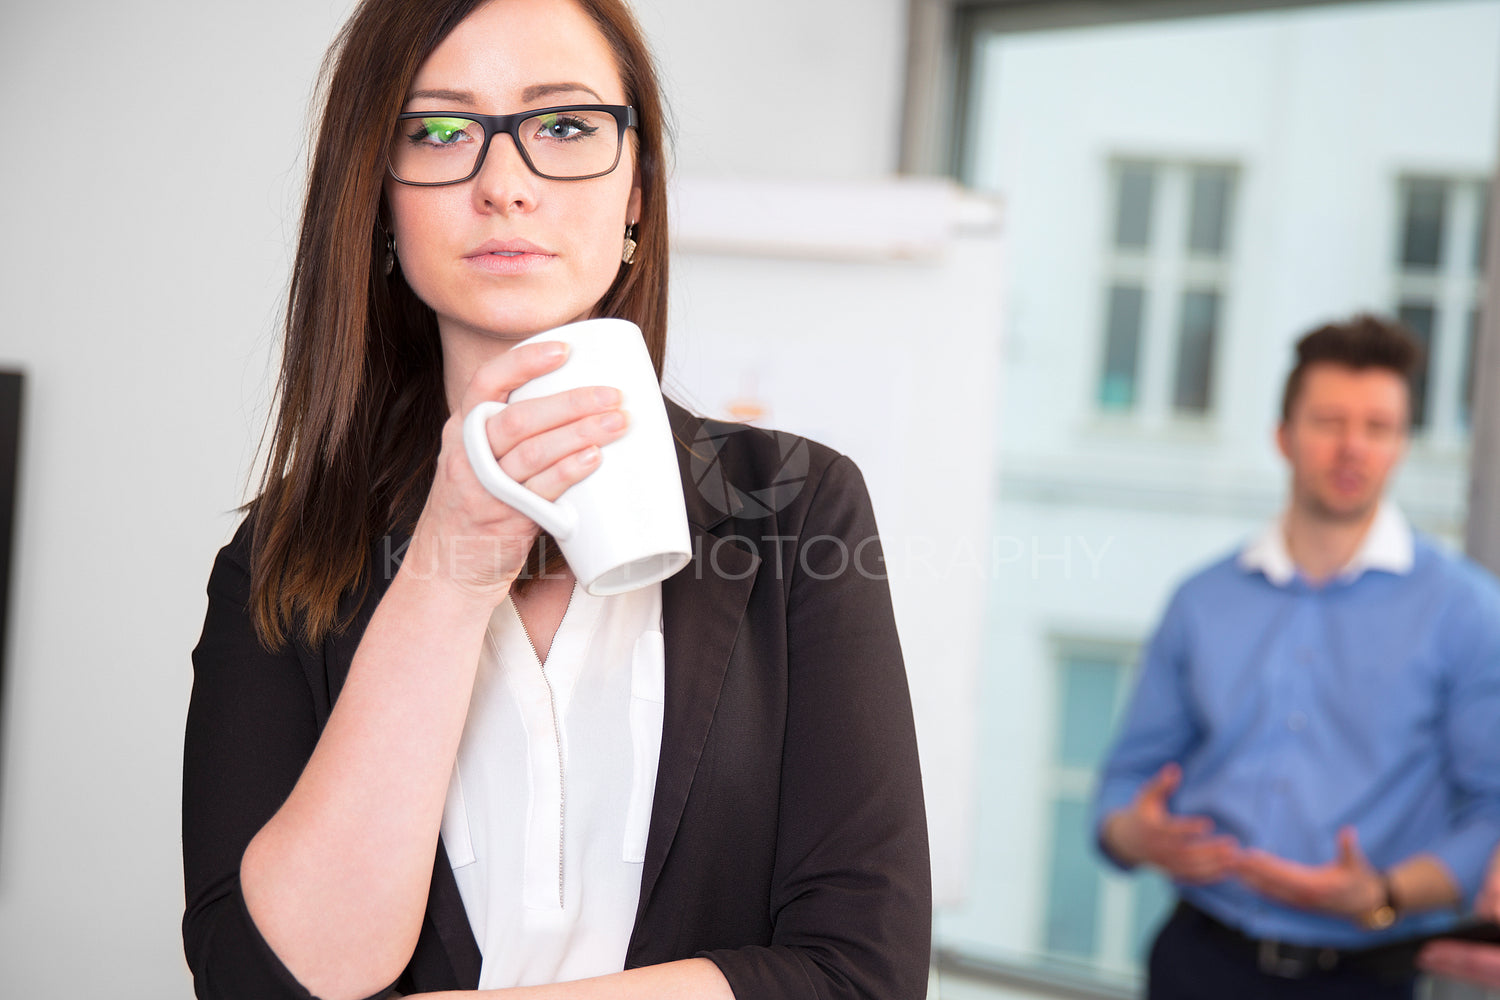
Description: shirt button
xmin=1288 ymin=712 xmax=1308 ymax=732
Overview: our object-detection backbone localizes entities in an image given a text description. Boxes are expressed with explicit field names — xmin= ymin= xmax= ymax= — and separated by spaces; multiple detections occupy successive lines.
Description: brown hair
xmin=248 ymin=0 xmax=672 ymax=649
xmin=1279 ymin=313 xmax=1424 ymax=423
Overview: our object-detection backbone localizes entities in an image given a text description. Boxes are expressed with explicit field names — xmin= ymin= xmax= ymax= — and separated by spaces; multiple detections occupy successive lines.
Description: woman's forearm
xmin=407 ymin=958 xmax=736 ymax=1000
xmin=240 ymin=546 xmax=499 ymax=1000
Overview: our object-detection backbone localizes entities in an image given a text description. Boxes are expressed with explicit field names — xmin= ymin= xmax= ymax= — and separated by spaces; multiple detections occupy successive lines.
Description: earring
xmin=384 ymin=232 xmax=396 ymax=277
xmin=621 ymin=222 xmax=638 ymax=265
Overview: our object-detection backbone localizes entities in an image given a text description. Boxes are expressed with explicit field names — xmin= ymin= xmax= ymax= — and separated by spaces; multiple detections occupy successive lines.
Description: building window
xmin=1042 ymin=640 xmax=1174 ymax=970
xmin=1097 ymin=160 xmax=1239 ymax=420
xmin=1393 ymin=175 xmax=1488 ymax=440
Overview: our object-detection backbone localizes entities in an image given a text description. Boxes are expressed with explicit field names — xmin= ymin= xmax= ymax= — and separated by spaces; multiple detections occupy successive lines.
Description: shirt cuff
xmin=1425 ymin=820 xmax=1500 ymax=908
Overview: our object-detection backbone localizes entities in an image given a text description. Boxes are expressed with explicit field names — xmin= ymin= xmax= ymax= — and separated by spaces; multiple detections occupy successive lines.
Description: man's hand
xmin=1414 ymin=847 xmax=1500 ymax=988
xmin=1233 ymin=827 xmax=1385 ymax=920
xmin=1102 ymin=763 xmax=1241 ymax=883
xmin=1419 ymin=941 xmax=1500 ymax=988
xmin=1475 ymin=846 xmax=1500 ymax=923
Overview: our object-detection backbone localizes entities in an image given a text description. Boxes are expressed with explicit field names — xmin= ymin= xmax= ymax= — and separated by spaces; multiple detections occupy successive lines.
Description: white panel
xmin=666 ymin=175 xmax=1007 ymax=905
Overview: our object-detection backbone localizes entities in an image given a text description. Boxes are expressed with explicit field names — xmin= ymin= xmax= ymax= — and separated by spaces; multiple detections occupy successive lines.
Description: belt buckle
xmin=1257 ymin=939 xmax=1339 ymax=978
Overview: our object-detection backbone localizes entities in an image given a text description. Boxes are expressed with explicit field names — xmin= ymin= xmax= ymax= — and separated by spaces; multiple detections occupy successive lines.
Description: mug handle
xmin=462 ymin=401 xmax=579 ymax=541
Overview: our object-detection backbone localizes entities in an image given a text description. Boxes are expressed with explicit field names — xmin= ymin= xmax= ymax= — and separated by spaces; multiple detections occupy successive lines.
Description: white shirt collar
xmin=1238 ymin=500 xmax=1414 ymax=587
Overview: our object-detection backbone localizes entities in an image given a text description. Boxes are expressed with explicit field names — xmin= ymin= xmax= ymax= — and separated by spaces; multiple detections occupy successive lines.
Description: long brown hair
xmin=249 ymin=0 xmax=672 ymax=649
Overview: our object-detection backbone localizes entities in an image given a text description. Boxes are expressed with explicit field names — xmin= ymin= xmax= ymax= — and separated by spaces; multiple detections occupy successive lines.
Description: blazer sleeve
xmin=699 ymin=455 xmax=933 ymax=1000
xmin=181 ymin=522 xmax=395 ymax=1000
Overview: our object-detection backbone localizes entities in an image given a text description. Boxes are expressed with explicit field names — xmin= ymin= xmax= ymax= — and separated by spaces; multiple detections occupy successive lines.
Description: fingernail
xmin=599 ymin=411 xmax=625 ymax=431
xmin=545 ymin=342 xmax=568 ymax=358
xmin=594 ymin=386 xmax=621 ymax=406
xmin=580 ymin=446 xmax=601 ymax=465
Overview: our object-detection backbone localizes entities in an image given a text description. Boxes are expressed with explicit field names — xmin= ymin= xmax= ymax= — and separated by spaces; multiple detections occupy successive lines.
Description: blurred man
xmin=1094 ymin=315 xmax=1500 ymax=999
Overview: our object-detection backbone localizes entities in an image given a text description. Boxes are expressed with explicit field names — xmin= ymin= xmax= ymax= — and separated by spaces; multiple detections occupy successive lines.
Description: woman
xmin=180 ymin=1 xmax=930 ymax=999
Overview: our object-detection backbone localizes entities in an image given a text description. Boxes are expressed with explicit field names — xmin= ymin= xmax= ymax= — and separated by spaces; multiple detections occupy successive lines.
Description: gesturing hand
xmin=1104 ymin=763 xmax=1241 ymax=884
xmin=1233 ymin=827 xmax=1386 ymax=920
xmin=1476 ymin=846 xmax=1500 ymax=924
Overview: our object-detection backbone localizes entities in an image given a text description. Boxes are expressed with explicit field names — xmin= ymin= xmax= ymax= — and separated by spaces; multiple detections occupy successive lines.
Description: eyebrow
xmin=404 ymin=83 xmax=606 ymax=107
xmin=522 ymin=82 xmax=604 ymax=103
xmin=407 ymin=88 xmax=477 ymax=105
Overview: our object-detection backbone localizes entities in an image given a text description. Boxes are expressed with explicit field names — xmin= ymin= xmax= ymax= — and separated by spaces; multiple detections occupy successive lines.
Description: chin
xmin=1312 ymin=495 xmax=1380 ymax=523
xmin=461 ymin=309 xmax=588 ymax=341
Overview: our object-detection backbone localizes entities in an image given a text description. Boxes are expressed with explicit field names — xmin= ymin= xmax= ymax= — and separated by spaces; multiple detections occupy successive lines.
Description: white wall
xmin=0 ymin=0 xmax=911 ymax=995
xmin=632 ymin=0 xmax=908 ymax=179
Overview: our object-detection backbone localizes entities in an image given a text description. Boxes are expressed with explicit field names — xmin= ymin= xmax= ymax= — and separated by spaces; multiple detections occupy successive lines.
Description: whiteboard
xmin=664 ymin=175 xmax=1007 ymax=906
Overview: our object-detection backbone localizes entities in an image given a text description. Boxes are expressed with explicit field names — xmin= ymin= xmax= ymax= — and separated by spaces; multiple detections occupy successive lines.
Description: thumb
xmin=1337 ymin=826 xmax=1366 ymax=870
xmin=1141 ymin=763 xmax=1182 ymax=809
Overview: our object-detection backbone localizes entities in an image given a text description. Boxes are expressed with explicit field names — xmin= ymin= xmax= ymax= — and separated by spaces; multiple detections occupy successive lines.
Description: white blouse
xmin=439 ymin=581 xmax=665 ymax=988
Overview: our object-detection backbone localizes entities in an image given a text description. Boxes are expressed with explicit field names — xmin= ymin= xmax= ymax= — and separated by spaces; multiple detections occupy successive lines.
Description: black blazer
xmin=183 ymin=400 xmax=931 ymax=1000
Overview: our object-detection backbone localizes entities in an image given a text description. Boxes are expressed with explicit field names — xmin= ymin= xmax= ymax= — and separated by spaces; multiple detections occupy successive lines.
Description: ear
xmin=1275 ymin=421 xmax=1291 ymax=462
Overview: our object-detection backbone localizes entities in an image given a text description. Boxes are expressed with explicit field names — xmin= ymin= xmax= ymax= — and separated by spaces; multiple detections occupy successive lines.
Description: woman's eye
xmin=532 ymin=114 xmax=598 ymax=141
xmin=408 ymin=118 xmax=476 ymax=145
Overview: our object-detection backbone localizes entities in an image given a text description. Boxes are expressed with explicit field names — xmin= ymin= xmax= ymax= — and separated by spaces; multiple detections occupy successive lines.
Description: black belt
xmin=1176 ymin=901 xmax=1420 ymax=982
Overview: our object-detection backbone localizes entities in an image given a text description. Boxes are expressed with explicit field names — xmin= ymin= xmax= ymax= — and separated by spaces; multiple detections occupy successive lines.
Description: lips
xmin=467 ymin=238 xmax=554 ymax=257
xmin=465 ymin=238 xmax=555 ymax=275
xmin=1330 ymin=470 xmax=1366 ymax=494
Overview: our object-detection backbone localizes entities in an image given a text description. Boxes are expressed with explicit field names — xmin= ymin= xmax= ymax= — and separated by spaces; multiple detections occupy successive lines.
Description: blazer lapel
xmin=634 ymin=402 xmax=761 ymax=916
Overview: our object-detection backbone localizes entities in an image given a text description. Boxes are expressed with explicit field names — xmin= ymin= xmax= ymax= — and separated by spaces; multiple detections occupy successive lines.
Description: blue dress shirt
xmin=1093 ymin=504 xmax=1500 ymax=948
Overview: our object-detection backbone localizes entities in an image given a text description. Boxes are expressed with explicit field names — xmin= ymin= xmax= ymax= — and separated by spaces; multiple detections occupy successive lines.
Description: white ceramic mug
xmin=461 ymin=318 xmax=691 ymax=596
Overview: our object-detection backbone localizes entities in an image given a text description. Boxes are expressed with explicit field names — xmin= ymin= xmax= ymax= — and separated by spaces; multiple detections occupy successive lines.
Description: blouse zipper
xmin=515 ymin=586 xmax=574 ymax=910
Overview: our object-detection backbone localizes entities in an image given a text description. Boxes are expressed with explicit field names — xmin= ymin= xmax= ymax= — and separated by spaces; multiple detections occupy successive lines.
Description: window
xmin=1393 ymin=175 xmax=1488 ymax=440
xmin=1097 ymin=160 xmax=1239 ymax=419
xmin=933 ymin=3 xmax=1499 ymax=997
xmin=1042 ymin=641 xmax=1173 ymax=969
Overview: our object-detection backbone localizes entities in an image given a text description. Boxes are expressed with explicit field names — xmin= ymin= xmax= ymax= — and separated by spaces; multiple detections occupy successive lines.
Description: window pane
xmin=1058 ymin=657 xmax=1122 ymax=770
xmin=1099 ymin=285 xmax=1146 ymax=410
xmin=1187 ymin=166 xmax=1235 ymax=256
xmin=1400 ymin=177 xmax=1448 ymax=269
xmin=1043 ymin=797 xmax=1101 ymax=958
xmin=1114 ymin=163 xmax=1156 ymax=250
xmin=1131 ymin=871 xmax=1176 ymax=963
xmin=1173 ymin=289 xmax=1220 ymax=413
xmin=1397 ymin=301 xmax=1436 ymax=429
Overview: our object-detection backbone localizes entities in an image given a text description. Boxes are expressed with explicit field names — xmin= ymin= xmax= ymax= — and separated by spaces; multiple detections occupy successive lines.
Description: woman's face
xmin=385 ymin=0 xmax=640 ymax=350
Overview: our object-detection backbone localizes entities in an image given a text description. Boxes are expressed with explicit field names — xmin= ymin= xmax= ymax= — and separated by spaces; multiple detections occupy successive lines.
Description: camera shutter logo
xmin=689 ymin=422 xmax=810 ymax=519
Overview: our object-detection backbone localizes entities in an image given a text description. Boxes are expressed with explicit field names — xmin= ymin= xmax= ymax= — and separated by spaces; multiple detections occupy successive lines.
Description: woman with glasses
xmin=180 ymin=1 xmax=930 ymax=999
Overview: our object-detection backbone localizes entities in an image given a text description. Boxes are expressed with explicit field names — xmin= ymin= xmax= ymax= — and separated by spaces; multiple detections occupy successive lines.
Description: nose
xmin=1338 ymin=424 xmax=1369 ymax=457
xmin=471 ymin=132 xmax=538 ymax=214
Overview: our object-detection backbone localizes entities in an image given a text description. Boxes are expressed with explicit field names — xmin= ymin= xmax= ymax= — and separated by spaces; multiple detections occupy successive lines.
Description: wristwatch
xmin=1360 ymin=872 xmax=1398 ymax=931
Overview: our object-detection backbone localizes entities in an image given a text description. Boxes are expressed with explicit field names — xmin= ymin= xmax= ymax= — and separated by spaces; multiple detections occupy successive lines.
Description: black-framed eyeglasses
xmin=387 ymin=104 xmax=637 ymax=185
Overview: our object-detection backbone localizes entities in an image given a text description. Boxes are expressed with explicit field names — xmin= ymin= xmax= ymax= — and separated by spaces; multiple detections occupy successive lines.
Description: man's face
xmin=1277 ymin=363 xmax=1410 ymax=523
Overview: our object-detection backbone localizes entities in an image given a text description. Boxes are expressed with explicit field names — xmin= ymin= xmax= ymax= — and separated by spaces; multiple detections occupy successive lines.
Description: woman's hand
xmin=387 ymin=957 xmax=733 ymax=998
xmin=405 ymin=340 xmax=628 ymax=607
